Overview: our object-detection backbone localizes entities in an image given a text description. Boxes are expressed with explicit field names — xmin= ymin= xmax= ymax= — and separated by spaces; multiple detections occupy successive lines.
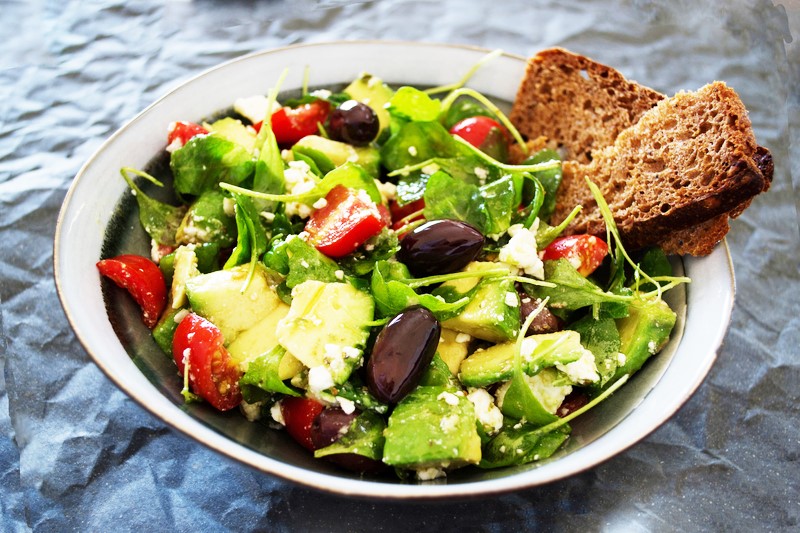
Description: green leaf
xmin=239 ymin=345 xmax=301 ymax=401
xmin=570 ymin=314 xmax=622 ymax=387
xmin=422 ymin=171 xmax=488 ymax=231
xmin=530 ymin=259 xmax=631 ymax=313
xmin=479 ymin=421 xmax=570 ymax=468
xmin=370 ymin=260 xmax=470 ymax=320
xmin=380 ymin=121 xmax=459 ymax=172
xmin=440 ymin=97 xmax=493 ymax=129
xmin=224 ymin=193 xmax=268 ymax=275
xmin=120 ymin=168 xmax=186 ymax=246
xmin=313 ymin=411 xmax=386 ymax=461
xmin=176 ymin=189 xmax=237 ymax=248
xmin=336 ymin=228 xmax=400 ymax=277
xmin=386 ymin=86 xmax=442 ymax=122
xmin=284 ymin=237 xmax=340 ymax=289
xmin=521 ymin=149 xmax=562 ymax=221
xmin=170 ymin=134 xmax=255 ymax=197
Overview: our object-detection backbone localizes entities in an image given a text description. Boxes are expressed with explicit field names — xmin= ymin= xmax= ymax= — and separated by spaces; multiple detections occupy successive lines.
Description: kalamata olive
xmin=557 ymin=390 xmax=589 ymax=417
xmin=327 ymin=100 xmax=379 ymax=146
xmin=309 ymin=407 xmax=386 ymax=473
xmin=518 ymin=290 xmax=563 ymax=335
xmin=396 ymin=219 xmax=484 ymax=278
xmin=366 ymin=306 xmax=441 ymax=404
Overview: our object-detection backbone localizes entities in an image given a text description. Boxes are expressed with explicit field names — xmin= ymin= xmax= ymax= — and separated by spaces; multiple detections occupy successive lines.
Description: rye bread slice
xmin=551 ymin=82 xmax=768 ymax=251
xmin=509 ymin=48 xmax=770 ymax=255
xmin=509 ymin=48 xmax=664 ymax=164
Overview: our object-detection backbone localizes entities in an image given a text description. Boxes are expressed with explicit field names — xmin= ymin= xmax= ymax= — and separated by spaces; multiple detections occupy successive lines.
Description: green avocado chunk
xmin=438 ymin=262 xmax=520 ymax=343
xmin=382 ymin=385 xmax=481 ymax=470
xmin=277 ymin=280 xmax=374 ymax=385
xmin=185 ymin=263 xmax=281 ymax=343
xmin=596 ymin=298 xmax=677 ymax=392
xmin=458 ymin=330 xmax=590 ymax=388
xmin=292 ymin=135 xmax=380 ymax=178
xmin=343 ymin=73 xmax=394 ymax=133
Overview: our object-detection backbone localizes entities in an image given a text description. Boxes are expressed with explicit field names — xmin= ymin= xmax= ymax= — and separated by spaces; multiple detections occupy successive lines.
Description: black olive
xmin=327 ymin=100 xmax=379 ymax=146
xmin=365 ymin=306 xmax=441 ymax=404
xmin=396 ymin=219 xmax=484 ymax=278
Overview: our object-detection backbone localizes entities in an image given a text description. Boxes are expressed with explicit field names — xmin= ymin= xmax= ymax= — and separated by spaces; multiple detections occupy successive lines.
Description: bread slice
xmin=509 ymin=48 xmax=771 ymax=254
xmin=509 ymin=48 xmax=664 ymax=164
xmin=552 ymin=82 xmax=768 ymax=250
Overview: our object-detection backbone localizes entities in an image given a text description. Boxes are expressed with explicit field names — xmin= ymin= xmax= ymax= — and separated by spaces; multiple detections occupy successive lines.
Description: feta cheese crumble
xmin=308 ymin=366 xmax=335 ymax=394
xmin=498 ymin=222 xmax=545 ymax=279
xmin=466 ymin=388 xmax=504 ymax=435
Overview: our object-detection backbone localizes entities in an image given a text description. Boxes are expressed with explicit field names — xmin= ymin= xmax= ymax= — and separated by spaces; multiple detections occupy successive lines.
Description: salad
xmin=97 ymin=57 xmax=688 ymax=480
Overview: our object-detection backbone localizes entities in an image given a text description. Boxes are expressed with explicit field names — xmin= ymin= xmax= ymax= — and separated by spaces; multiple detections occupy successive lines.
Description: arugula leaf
xmin=176 ymin=189 xmax=237 ymax=248
xmin=120 ymin=168 xmax=186 ymax=246
xmin=440 ymin=96 xmax=493 ymax=129
xmin=422 ymin=170 xmax=520 ymax=236
xmin=224 ymin=193 xmax=268 ymax=277
xmin=380 ymin=121 xmax=459 ymax=172
xmin=520 ymin=149 xmax=562 ymax=221
xmin=370 ymin=260 xmax=470 ymax=320
xmin=170 ymin=134 xmax=254 ymax=197
xmin=422 ymin=171 xmax=488 ymax=231
xmin=529 ymin=259 xmax=631 ymax=315
xmin=336 ymin=228 xmax=400 ymax=277
xmin=239 ymin=345 xmax=301 ymax=402
xmin=316 ymin=377 xmax=389 ymax=414
xmin=631 ymin=247 xmax=673 ymax=292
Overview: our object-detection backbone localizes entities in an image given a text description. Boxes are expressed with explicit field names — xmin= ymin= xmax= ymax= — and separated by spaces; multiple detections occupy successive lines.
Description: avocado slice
xmin=594 ymin=298 xmax=676 ymax=392
xmin=185 ymin=263 xmax=282 ymax=343
xmin=277 ymin=280 xmax=374 ymax=385
xmin=382 ymin=385 xmax=481 ymax=470
xmin=293 ymin=135 xmax=380 ymax=178
xmin=344 ymin=73 xmax=394 ymax=133
xmin=458 ymin=330 xmax=590 ymax=388
xmin=437 ymin=328 xmax=471 ymax=375
xmin=438 ymin=262 xmax=520 ymax=343
xmin=204 ymin=117 xmax=257 ymax=153
xmin=226 ymin=302 xmax=304 ymax=380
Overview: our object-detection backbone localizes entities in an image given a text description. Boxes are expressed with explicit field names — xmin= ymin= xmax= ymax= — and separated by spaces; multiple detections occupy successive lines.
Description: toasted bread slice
xmin=552 ymin=82 xmax=768 ymax=250
xmin=509 ymin=48 xmax=771 ymax=255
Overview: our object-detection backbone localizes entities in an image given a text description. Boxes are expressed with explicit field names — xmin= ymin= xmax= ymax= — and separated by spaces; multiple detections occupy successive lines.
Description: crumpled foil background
xmin=1 ymin=0 xmax=798 ymax=531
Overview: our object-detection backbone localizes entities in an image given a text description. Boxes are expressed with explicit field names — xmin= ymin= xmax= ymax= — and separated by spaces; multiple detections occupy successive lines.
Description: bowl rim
xmin=54 ymin=40 xmax=736 ymax=499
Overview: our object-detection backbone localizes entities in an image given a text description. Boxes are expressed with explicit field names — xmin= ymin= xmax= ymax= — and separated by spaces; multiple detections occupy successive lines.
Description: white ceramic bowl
xmin=54 ymin=41 xmax=735 ymax=499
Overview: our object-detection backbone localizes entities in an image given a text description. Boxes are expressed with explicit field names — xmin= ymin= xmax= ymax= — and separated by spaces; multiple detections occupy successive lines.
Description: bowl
xmin=54 ymin=41 xmax=735 ymax=499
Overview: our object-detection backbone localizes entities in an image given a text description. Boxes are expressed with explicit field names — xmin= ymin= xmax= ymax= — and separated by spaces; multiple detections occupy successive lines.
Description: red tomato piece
xmin=167 ymin=121 xmax=209 ymax=147
xmin=172 ymin=313 xmax=242 ymax=411
xmin=304 ymin=185 xmax=387 ymax=258
xmin=389 ymin=198 xmax=425 ymax=231
xmin=281 ymin=397 xmax=325 ymax=451
xmin=449 ymin=116 xmax=509 ymax=161
xmin=271 ymin=100 xmax=331 ymax=146
xmin=96 ymin=254 xmax=167 ymax=328
xmin=542 ymin=234 xmax=609 ymax=277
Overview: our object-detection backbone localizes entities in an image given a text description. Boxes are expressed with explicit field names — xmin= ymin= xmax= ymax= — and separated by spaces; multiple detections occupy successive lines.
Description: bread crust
xmin=510 ymin=49 xmax=771 ymax=255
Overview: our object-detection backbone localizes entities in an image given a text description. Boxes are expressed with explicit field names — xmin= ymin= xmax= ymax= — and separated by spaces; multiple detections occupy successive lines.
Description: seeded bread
xmin=509 ymin=48 xmax=771 ymax=255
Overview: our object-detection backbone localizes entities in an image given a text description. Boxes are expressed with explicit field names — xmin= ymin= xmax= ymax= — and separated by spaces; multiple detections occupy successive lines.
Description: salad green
xmin=101 ymin=57 xmax=690 ymax=481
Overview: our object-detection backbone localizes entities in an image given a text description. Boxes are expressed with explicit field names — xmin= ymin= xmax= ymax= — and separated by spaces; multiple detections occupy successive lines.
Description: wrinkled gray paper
xmin=1 ymin=0 xmax=798 ymax=531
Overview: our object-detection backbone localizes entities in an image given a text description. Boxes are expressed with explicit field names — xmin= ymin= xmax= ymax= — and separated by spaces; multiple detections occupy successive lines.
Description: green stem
xmin=424 ymin=49 xmax=504 ymax=95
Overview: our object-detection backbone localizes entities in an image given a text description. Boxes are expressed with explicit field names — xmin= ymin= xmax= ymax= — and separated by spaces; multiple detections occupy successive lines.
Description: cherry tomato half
xmin=281 ymin=397 xmax=326 ymax=451
xmin=271 ymin=100 xmax=331 ymax=146
xmin=389 ymin=198 xmax=426 ymax=231
xmin=304 ymin=185 xmax=387 ymax=258
xmin=167 ymin=121 xmax=209 ymax=147
xmin=172 ymin=313 xmax=243 ymax=411
xmin=449 ymin=116 xmax=509 ymax=162
xmin=542 ymin=234 xmax=609 ymax=277
xmin=96 ymin=254 xmax=167 ymax=329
